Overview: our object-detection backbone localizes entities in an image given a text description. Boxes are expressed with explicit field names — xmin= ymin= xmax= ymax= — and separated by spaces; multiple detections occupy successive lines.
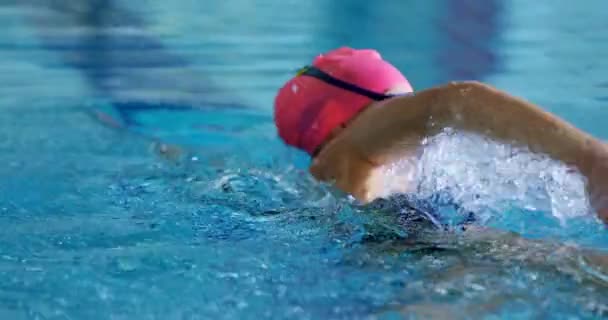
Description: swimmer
xmin=273 ymin=47 xmax=608 ymax=224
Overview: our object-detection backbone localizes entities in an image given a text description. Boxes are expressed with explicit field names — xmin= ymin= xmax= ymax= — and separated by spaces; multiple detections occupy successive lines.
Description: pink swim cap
xmin=274 ymin=47 xmax=412 ymax=155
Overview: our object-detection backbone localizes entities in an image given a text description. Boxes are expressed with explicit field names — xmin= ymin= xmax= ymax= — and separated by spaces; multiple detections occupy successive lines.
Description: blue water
xmin=1 ymin=1 xmax=608 ymax=319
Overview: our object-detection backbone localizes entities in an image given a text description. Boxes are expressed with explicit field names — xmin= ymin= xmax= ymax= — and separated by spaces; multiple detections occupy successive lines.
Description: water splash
xmin=379 ymin=129 xmax=592 ymax=227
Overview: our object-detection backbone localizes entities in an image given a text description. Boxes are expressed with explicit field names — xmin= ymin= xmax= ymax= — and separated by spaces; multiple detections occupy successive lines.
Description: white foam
xmin=378 ymin=129 xmax=591 ymax=224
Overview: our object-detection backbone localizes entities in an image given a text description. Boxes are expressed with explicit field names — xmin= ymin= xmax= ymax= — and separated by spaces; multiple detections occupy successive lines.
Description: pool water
xmin=1 ymin=1 xmax=608 ymax=319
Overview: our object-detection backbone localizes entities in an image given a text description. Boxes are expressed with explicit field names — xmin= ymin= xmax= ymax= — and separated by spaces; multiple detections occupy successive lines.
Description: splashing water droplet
xmin=378 ymin=130 xmax=591 ymax=226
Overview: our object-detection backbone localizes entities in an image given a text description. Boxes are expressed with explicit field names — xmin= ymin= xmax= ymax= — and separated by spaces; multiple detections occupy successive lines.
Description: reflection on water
xmin=1 ymin=0 xmax=608 ymax=319
xmin=20 ymin=0 xmax=243 ymax=108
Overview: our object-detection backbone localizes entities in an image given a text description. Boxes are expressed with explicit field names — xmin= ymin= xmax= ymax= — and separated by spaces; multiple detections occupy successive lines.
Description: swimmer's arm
xmin=348 ymin=81 xmax=608 ymax=222
xmin=431 ymin=82 xmax=602 ymax=170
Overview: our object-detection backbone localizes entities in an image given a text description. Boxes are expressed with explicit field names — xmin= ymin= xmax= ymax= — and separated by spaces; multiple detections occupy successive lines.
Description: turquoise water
xmin=1 ymin=1 xmax=608 ymax=319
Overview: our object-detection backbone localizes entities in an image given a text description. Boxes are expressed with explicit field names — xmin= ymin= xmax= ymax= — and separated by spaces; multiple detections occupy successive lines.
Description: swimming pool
xmin=1 ymin=0 xmax=608 ymax=319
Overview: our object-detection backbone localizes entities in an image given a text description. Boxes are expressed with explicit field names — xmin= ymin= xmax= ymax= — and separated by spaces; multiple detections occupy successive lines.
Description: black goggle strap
xmin=296 ymin=65 xmax=401 ymax=101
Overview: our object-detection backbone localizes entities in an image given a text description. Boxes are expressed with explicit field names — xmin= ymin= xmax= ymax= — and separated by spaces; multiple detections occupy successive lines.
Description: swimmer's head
xmin=274 ymin=47 xmax=413 ymax=156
